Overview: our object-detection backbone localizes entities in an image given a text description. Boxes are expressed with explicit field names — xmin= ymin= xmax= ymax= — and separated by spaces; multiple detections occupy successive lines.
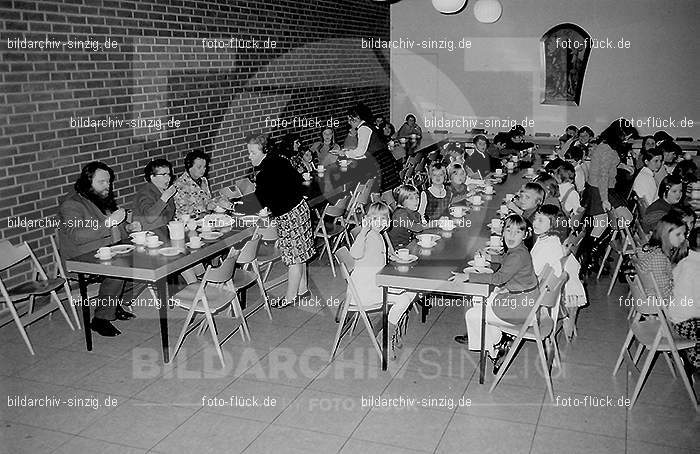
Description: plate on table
xmin=204 ymin=213 xmax=234 ymax=228
xmin=524 ymin=174 xmax=537 ymax=180
xmin=468 ymin=259 xmax=490 ymax=267
xmin=485 ymin=246 xmax=503 ymax=255
xmin=110 ymin=245 xmax=135 ymax=254
xmin=391 ymin=254 xmax=418 ymax=264
xmin=129 ymin=231 xmax=153 ymax=238
xmin=201 ymin=231 xmax=223 ymax=240
xmin=463 ymin=266 xmax=493 ymax=274
xmin=417 ymin=241 xmax=437 ymax=249
xmin=415 ymin=234 xmax=440 ymax=244
xmin=158 ymin=247 xmax=182 ymax=257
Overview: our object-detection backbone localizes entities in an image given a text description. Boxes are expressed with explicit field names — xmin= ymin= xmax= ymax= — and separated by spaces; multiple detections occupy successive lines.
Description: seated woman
xmin=382 ymin=122 xmax=396 ymax=142
xmin=486 ymin=132 xmax=510 ymax=171
xmin=133 ymin=159 xmax=177 ymax=232
xmin=632 ymin=148 xmax=664 ymax=206
xmin=310 ymin=127 xmax=340 ymax=167
xmin=557 ymin=124 xmax=578 ymax=158
xmin=173 ymin=149 xmax=217 ymax=218
xmin=343 ymin=125 xmax=358 ymax=149
xmin=290 ymin=147 xmax=317 ymax=174
xmin=396 ymin=113 xmax=422 ymax=139
xmin=505 ymin=125 xmax=535 ymax=152
xmin=641 ymin=175 xmax=683 ymax=232
xmin=456 ymin=215 xmax=540 ymax=370
xmin=671 ymin=227 xmax=700 ymax=376
xmin=637 ymin=213 xmax=688 ymax=304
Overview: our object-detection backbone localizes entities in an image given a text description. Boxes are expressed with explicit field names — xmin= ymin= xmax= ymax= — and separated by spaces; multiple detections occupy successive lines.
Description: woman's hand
xmin=160 ymin=185 xmax=177 ymax=202
xmin=126 ymin=221 xmax=142 ymax=233
xmin=602 ymin=201 xmax=612 ymax=212
xmin=105 ymin=208 xmax=126 ymax=228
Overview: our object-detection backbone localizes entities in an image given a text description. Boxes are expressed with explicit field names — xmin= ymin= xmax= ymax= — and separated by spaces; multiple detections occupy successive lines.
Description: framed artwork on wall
xmin=540 ymin=23 xmax=591 ymax=106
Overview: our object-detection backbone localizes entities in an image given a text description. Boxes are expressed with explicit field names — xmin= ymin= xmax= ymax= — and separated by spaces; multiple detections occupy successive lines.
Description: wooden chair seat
xmin=499 ymin=315 xmax=554 ymax=339
xmin=232 ymin=269 xmax=257 ymax=290
xmin=256 ymin=243 xmax=282 ymax=265
xmin=6 ymin=278 xmax=66 ymax=300
xmin=172 ymin=284 xmax=237 ymax=312
xmin=632 ymin=319 xmax=695 ymax=350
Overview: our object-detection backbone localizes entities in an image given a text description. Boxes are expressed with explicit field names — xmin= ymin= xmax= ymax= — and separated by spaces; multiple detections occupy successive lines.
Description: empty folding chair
xmin=0 ymin=239 xmax=76 ymax=355
xmin=253 ymin=222 xmax=284 ymax=295
xmin=314 ymin=196 xmax=350 ymax=277
xmin=234 ymin=234 xmax=271 ymax=319
xmin=48 ymin=234 xmax=84 ymax=328
xmin=171 ymin=249 xmax=250 ymax=367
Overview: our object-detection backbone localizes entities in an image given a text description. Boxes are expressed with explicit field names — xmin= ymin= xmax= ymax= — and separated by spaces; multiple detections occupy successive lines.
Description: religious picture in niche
xmin=540 ymin=23 xmax=591 ymax=106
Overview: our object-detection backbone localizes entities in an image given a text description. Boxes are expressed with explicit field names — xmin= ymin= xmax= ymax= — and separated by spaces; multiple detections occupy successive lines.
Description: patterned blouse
xmin=637 ymin=246 xmax=673 ymax=302
xmin=173 ymin=171 xmax=212 ymax=218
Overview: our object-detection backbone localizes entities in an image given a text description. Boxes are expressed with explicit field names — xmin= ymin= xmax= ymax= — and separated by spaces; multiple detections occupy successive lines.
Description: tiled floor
xmin=1 ymin=262 xmax=699 ymax=454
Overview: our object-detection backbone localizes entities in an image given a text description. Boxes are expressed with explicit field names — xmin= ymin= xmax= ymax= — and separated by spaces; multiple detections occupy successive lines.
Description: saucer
xmin=464 ymin=266 xmax=493 ymax=274
xmin=201 ymin=231 xmax=223 ymax=240
xmin=186 ymin=241 xmax=203 ymax=249
xmin=110 ymin=245 xmax=135 ymax=254
xmin=391 ymin=254 xmax=418 ymax=264
xmin=145 ymin=240 xmax=164 ymax=248
xmin=417 ymin=241 xmax=437 ymax=249
xmin=94 ymin=253 xmax=114 ymax=260
xmin=468 ymin=259 xmax=490 ymax=267
xmin=158 ymin=247 xmax=182 ymax=256
xmin=415 ymin=234 xmax=440 ymax=243
xmin=129 ymin=231 xmax=153 ymax=238
xmin=471 ymin=201 xmax=484 ymax=206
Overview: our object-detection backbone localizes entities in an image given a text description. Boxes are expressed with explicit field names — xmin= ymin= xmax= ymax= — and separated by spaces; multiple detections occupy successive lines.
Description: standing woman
xmin=341 ymin=103 xmax=401 ymax=192
xmin=247 ymin=134 xmax=314 ymax=308
xmin=586 ymin=119 xmax=636 ymax=216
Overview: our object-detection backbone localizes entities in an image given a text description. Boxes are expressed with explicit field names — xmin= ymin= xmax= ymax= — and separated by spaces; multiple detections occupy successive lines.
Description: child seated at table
xmin=442 ymin=142 xmax=466 ymax=167
xmin=507 ymin=182 xmax=545 ymax=224
xmin=554 ymin=162 xmax=582 ymax=216
xmin=419 ymin=162 xmax=452 ymax=221
xmin=448 ymin=164 xmax=469 ymax=204
xmin=290 ymin=147 xmax=318 ymax=174
xmin=464 ymin=135 xmax=491 ymax=176
xmin=486 ymin=132 xmax=510 ymax=171
xmin=531 ymin=205 xmax=567 ymax=277
xmin=534 ymin=174 xmax=564 ymax=213
xmin=349 ymin=202 xmax=416 ymax=351
xmin=388 ymin=184 xmax=424 ymax=247
xmin=455 ymin=214 xmax=539 ymax=370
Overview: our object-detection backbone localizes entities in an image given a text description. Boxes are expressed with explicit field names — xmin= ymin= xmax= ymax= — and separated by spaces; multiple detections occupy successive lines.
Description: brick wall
xmin=0 ymin=0 xmax=390 ymax=287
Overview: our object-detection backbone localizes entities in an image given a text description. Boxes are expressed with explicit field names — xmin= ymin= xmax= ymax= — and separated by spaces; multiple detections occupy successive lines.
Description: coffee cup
xmin=317 ymin=164 xmax=325 ymax=172
xmin=474 ymin=254 xmax=487 ymax=267
xmin=397 ymin=248 xmax=410 ymax=260
xmin=472 ymin=195 xmax=482 ymax=205
xmin=490 ymin=235 xmax=501 ymax=248
xmin=506 ymin=162 xmax=515 ymax=172
xmin=495 ymin=168 xmax=503 ymax=175
xmin=410 ymin=133 xmax=417 ymax=140
xmin=491 ymin=218 xmax=502 ymax=231
xmin=302 ymin=172 xmax=311 ymax=181
xmin=146 ymin=235 xmax=160 ymax=247
xmin=485 ymin=185 xmax=494 ymax=194
xmin=201 ymin=220 xmax=212 ymax=232
xmin=97 ymin=247 xmax=111 ymax=259
xmin=527 ymin=167 xmax=534 ymax=175
xmin=451 ymin=206 xmax=465 ymax=217
xmin=499 ymin=205 xmax=509 ymax=216
xmin=418 ymin=238 xmax=433 ymax=248
xmin=131 ymin=231 xmax=147 ymax=245
xmin=190 ymin=236 xmax=202 ymax=248
xmin=339 ymin=159 xmax=348 ymax=167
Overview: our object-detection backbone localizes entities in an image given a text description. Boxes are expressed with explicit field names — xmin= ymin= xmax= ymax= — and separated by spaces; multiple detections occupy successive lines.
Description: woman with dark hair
xmin=277 ymin=133 xmax=304 ymax=160
xmin=310 ymin=127 xmax=340 ymax=166
xmin=382 ymin=122 xmax=396 ymax=141
xmin=247 ymin=134 xmax=314 ymax=308
xmin=133 ymin=158 xmax=177 ymax=232
xmin=173 ymin=149 xmax=216 ymax=218
xmin=341 ymin=103 xmax=401 ymax=192
xmin=565 ymin=125 xmax=594 ymax=160
xmin=641 ymin=175 xmax=684 ymax=232
xmin=586 ymin=119 xmax=637 ymax=216
xmin=396 ymin=113 xmax=422 ymax=139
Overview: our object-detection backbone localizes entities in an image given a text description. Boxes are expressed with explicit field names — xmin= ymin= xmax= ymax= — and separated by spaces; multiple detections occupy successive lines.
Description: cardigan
xmin=387 ymin=207 xmax=423 ymax=247
xmin=531 ymin=235 xmax=564 ymax=277
xmin=132 ymin=182 xmax=176 ymax=231
xmin=173 ymin=171 xmax=212 ymax=218
xmin=253 ymin=153 xmax=305 ymax=217
xmin=588 ymin=143 xmax=620 ymax=204
xmin=470 ymin=243 xmax=539 ymax=292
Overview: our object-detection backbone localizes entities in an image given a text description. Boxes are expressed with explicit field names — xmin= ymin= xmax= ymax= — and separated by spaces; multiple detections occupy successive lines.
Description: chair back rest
xmin=634 ymin=270 xmax=664 ymax=315
xmin=347 ymin=182 xmax=365 ymax=211
xmin=537 ymin=264 xmax=568 ymax=309
xmin=254 ymin=222 xmax=279 ymax=241
xmin=626 ymin=273 xmax=660 ymax=316
xmin=334 ymin=247 xmax=355 ymax=274
xmin=562 ymin=229 xmax=586 ymax=256
xmin=381 ymin=189 xmax=397 ymax=209
xmin=356 ymin=178 xmax=375 ymax=206
xmin=49 ymin=234 xmax=68 ymax=279
xmin=324 ymin=195 xmax=350 ymax=218
xmin=370 ymin=193 xmax=381 ymax=204
xmin=205 ymin=249 xmax=240 ymax=283
xmin=219 ymin=186 xmax=242 ymax=200
xmin=0 ymin=240 xmax=30 ymax=272
xmin=610 ymin=206 xmax=634 ymax=232
xmin=237 ymin=234 xmax=261 ymax=264
xmin=569 ymin=207 xmax=585 ymax=232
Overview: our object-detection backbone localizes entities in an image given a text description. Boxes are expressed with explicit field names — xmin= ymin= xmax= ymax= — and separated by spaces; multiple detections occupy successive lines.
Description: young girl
xmin=448 ymin=164 xmax=469 ymax=204
xmin=637 ymin=213 xmax=688 ymax=302
xmin=555 ymin=162 xmax=582 ymax=215
xmin=531 ymin=205 xmax=568 ymax=277
xmin=348 ymin=202 xmax=416 ymax=349
xmin=291 ymin=147 xmax=317 ymax=174
xmin=419 ymin=162 xmax=452 ymax=221
xmin=455 ymin=215 xmax=539 ymax=367
xmin=388 ymin=185 xmax=424 ymax=247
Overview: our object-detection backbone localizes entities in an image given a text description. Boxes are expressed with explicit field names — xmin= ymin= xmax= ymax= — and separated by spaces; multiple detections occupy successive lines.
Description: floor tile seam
xmin=1 ymin=376 xmax=135 ymax=405
xmin=533 ymin=422 xmax=630 ymax=442
xmin=46 ymin=432 xmax=154 ymax=454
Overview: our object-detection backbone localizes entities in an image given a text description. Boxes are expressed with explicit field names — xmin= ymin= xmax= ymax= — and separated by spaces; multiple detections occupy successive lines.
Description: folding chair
xmin=596 ymin=206 xmax=638 ymax=295
xmin=234 ymin=234 xmax=271 ymax=319
xmin=330 ymin=247 xmax=383 ymax=361
xmin=344 ymin=182 xmax=366 ymax=228
xmin=253 ymin=222 xmax=285 ymax=294
xmin=0 ymin=239 xmax=76 ymax=355
xmin=171 ymin=249 xmax=250 ymax=367
xmin=489 ymin=265 xmax=569 ymax=401
xmin=234 ymin=178 xmax=256 ymax=196
xmin=562 ymin=229 xmax=586 ymax=257
xmin=313 ymin=196 xmax=350 ymax=277
xmin=613 ymin=271 xmax=698 ymax=411
xmin=48 ymin=234 xmax=84 ymax=327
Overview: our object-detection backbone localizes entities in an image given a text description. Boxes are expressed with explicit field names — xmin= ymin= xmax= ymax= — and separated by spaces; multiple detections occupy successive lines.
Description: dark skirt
xmin=274 ymin=199 xmax=315 ymax=266
xmin=584 ymin=184 xmax=625 ymax=216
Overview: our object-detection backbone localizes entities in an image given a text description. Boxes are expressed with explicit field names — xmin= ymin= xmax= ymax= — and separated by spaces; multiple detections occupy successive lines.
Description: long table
xmin=375 ymin=168 xmax=527 ymax=383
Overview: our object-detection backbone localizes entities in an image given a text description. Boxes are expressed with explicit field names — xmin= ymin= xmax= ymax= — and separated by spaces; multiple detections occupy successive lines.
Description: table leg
xmin=478 ymin=296 xmax=486 ymax=384
xmin=155 ymin=279 xmax=170 ymax=363
xmin=382 ymin=287 xmax=388 ymax=371
xmin=78 ymin=273 xmax=92 ymax=351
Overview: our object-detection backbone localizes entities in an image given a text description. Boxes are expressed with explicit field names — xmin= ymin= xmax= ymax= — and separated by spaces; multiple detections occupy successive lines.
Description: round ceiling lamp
xmin=473 ymin=0 xmax=502 ymax=23
xmin=431 ymin=0 xmax=468 ymax=14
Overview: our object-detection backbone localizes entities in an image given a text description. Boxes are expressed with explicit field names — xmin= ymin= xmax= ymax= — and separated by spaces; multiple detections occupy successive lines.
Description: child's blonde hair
xmin=429 ymin=162 xmax=447 ymax=178
xmin=366 ymin=201 xmax=391 ymax=222
xmin=394 ymin=184 xmax=419 ymax=206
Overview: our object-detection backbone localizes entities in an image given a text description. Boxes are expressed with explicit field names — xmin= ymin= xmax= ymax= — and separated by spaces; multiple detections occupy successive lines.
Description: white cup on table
xmin=97 ymin=247 xmax=111 ymax=259
xmin=474 ymin=253 xmax=487 ymax=268
xmin=495 ymin=168 xmax=503 ymax=175
xmin=491 ymin=218 xmax=502 ymax=232
xmin=146 ymin=235 xmax=160 ymax=247
xmin=490 ymin=235 xmax=502 ymax=248
xmin=499 ymin=204 xmax=509 ymax=216
xmin=397 ymin=248 xmax=410 ymax=260
xmin=485 ymin=185 xmax=494 ymax=194
xmin=472 ymin=195 xmax=482 ymax=205
xmin=190 ymin=236 xmax=202 ymax=248
xmin=317 ymin=164 xmax=325 ymax=172
xmin=131 ymin=231 xmax=147 ymax=245
xmin=302 ymin=172 xmax=311 ymax=181
xmin=527 ymin=167 xmax=534 ymax=175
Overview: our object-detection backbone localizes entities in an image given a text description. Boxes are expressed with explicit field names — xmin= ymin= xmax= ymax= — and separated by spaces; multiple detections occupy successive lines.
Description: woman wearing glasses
xmin=133 ymin=158 xmax=178 ymax=232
